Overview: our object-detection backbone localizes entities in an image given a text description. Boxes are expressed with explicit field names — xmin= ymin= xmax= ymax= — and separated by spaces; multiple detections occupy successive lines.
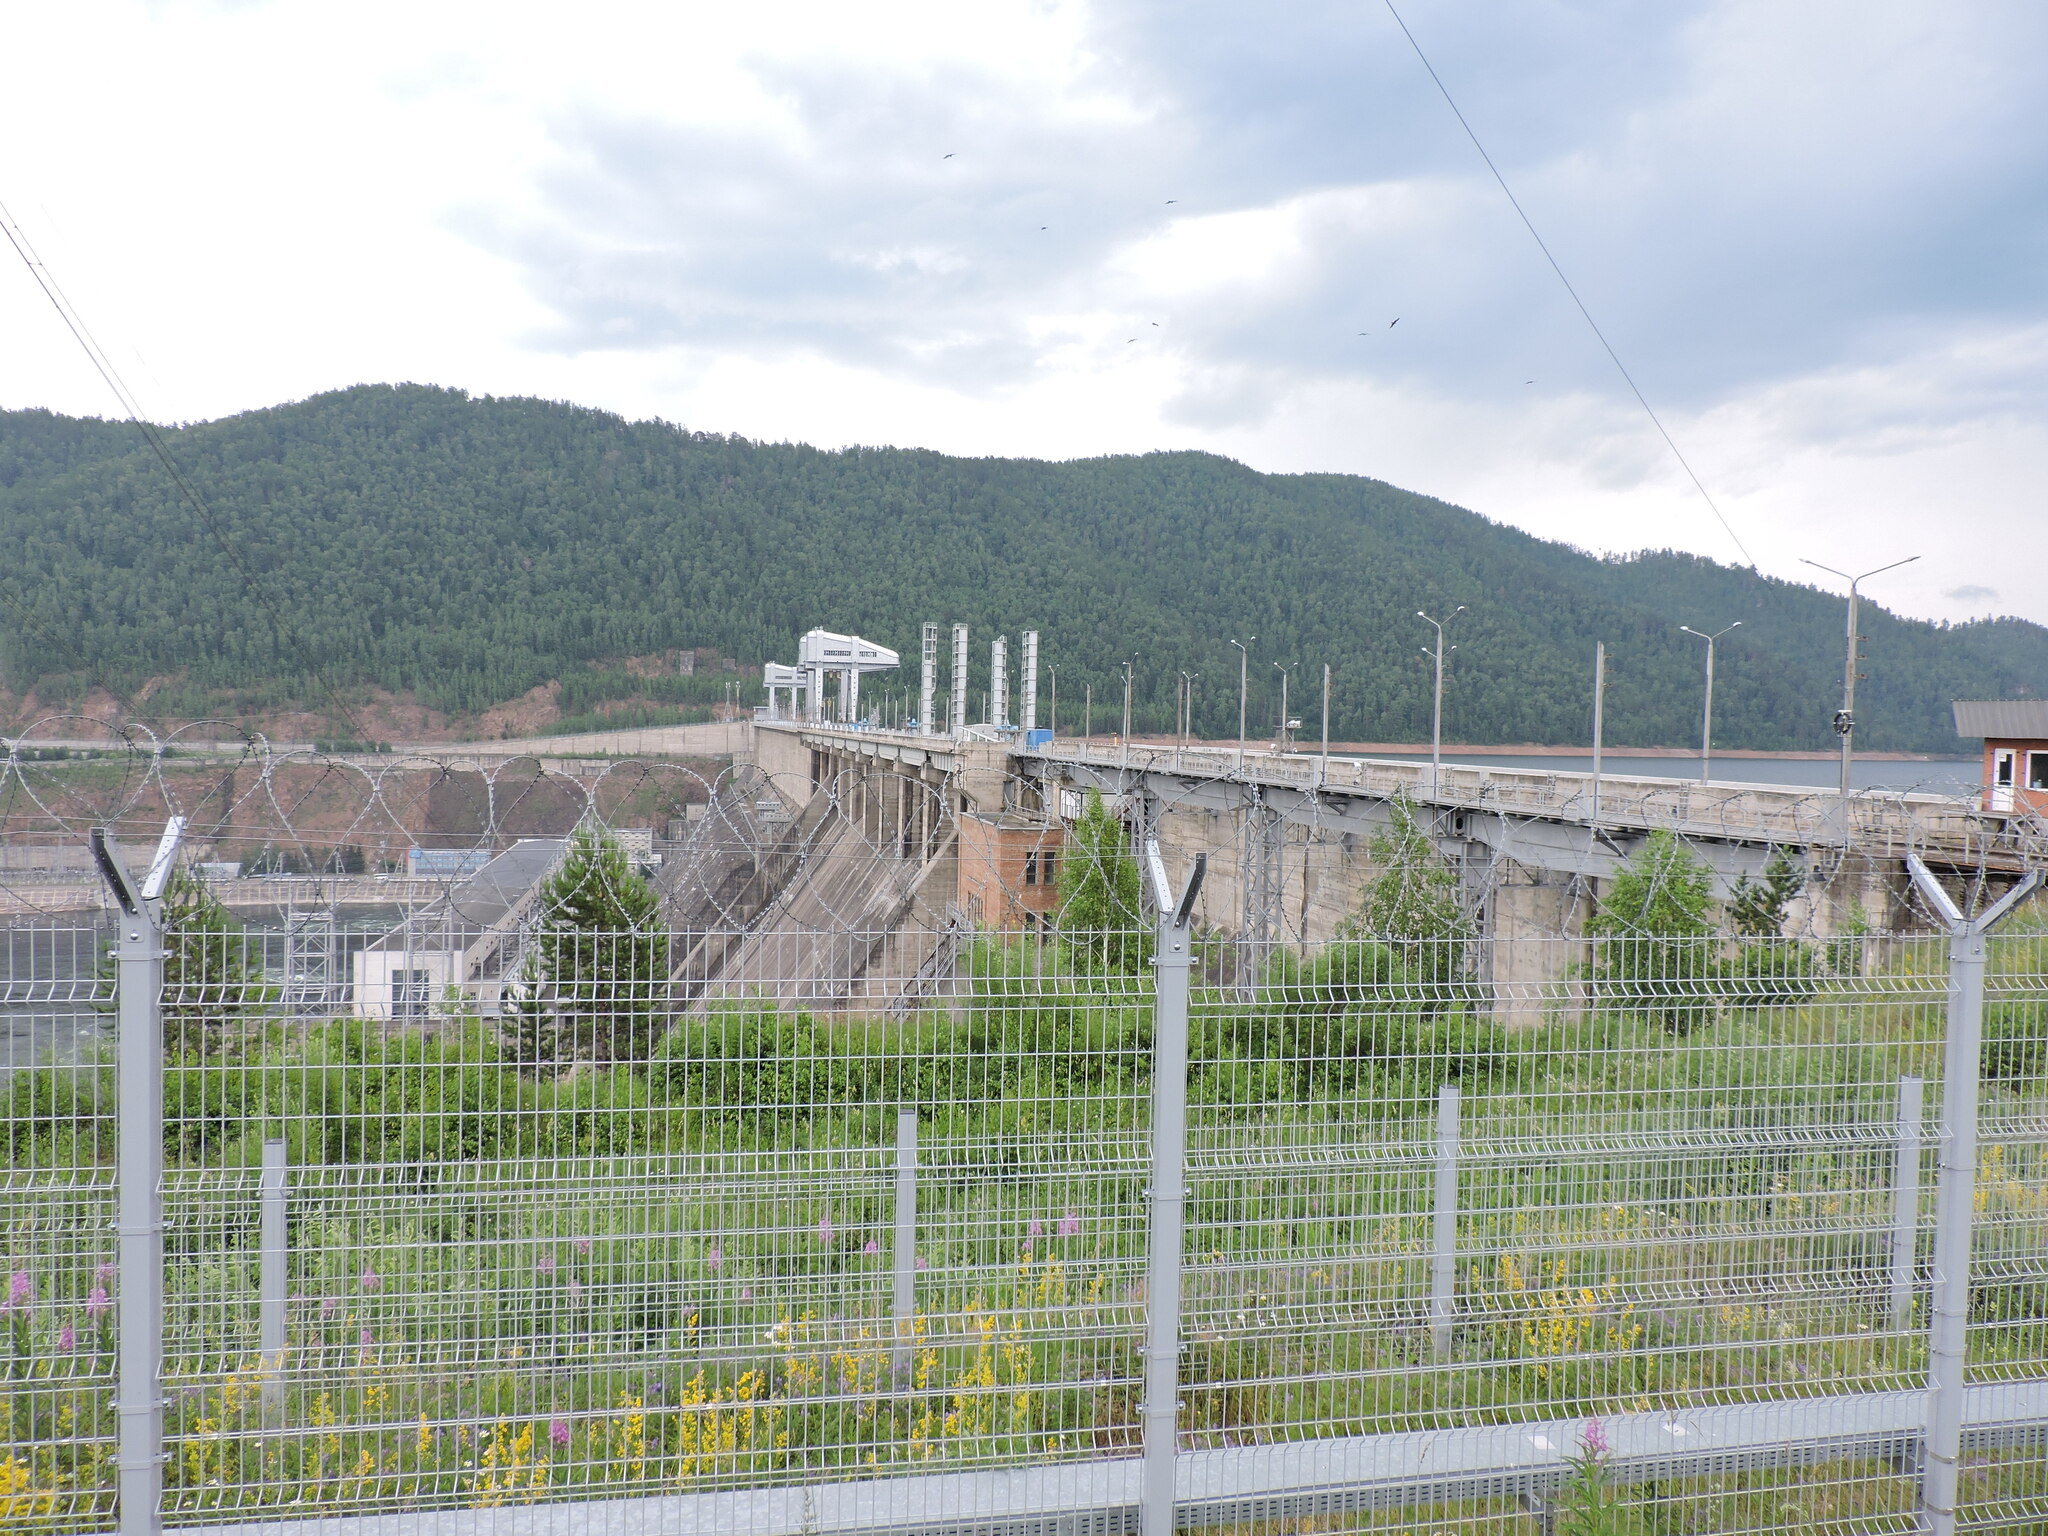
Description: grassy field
xmin=2 ymin=930 xmax=2045 ymax=1531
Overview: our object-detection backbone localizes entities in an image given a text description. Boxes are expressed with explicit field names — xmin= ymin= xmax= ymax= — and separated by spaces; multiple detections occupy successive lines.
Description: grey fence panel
xmin=5 ymin=904 xmax=2048 ymax=1532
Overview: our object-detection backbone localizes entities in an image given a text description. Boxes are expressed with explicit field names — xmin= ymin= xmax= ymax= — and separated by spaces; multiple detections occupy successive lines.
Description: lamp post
xmin=1178 ymin=671 xmax=1199 ymax=764
xmin=1230 ymin=638 xmax=1254 ymax=773
xmin=1800 ymin=556 xmax=1920 ymax=809
xmin=1417 ymin=608 xmax=1464 ymax=798
xmin=1679 ymin=622 xmax=1740 ymax=785
xmin=1048 ymin=666 xmax=1058 ymax=737
xmin=1320 ymin=663 xmax=1332 ymax=786
xmin=1272 ymin=661 xmax=1296 ymax=754
xmin=1121 ymin=660 xmax=1134 ymax=774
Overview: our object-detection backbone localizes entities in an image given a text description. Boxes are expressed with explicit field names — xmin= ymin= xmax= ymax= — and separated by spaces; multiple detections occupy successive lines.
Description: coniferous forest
xmin=1 ymin=382 xmax=2039 ymax=750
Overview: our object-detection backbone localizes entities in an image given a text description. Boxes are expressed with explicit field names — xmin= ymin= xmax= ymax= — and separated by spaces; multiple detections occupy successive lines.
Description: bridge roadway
xmin=1025 ymin=738 xmax=2041 ymax=874
xmin=759 ymin=722 xmax=2044 ymax=953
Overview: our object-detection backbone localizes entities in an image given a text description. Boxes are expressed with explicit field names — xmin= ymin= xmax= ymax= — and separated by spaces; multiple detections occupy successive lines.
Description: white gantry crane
xmin=762 ymin=629 xmax=901 ymax=725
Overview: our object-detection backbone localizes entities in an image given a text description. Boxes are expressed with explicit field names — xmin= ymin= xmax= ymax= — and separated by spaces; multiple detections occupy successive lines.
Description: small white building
xmin=352 ymin=839 xmax=565 ymax=1021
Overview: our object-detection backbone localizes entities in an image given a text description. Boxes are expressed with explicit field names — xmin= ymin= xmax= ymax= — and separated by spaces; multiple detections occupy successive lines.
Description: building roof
xmin=1953 ymin=700 xmax=2048 ymax=739
xmin=365 ymin=838 xmax=565 ymax=953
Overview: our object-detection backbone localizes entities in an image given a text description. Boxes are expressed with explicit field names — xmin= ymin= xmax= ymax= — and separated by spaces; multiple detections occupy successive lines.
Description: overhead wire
xmin=1380 ymin=1 xmax=1758 ymax=570
xmin=0 ymin=197 xmax=375 ymax=745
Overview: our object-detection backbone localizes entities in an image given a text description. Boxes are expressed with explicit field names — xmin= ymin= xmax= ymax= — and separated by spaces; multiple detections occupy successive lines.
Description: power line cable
xmin=1381 ymin=1 xmax=1757 ymax=570
xmin=0 ymin=198 xmax=375 ymax=743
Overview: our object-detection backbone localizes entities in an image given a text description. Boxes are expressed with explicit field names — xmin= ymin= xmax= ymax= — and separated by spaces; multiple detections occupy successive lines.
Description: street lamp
xmin=1800 ymin=556 xmax=1920 ymax=806
xmin=1177 ymin=671 xmax=1200 ymax=762
xmin=1319 ymin=663 xmax=1332 ymax=786
xmin=1121 ymin=660 xmax=1134 ymax=774
xmin=1417 ymin=607 xmax=1465 ymax=797
xmin=1047 ymin=666 xmax=1058 ymax=738
xmin=1678 ymin=622 xmax=1740 ymax=785
xmin=1272 ymin=661 xmax=1297 ymax=754
xmin=1230 ymin=638 xmax=1254 ymax=772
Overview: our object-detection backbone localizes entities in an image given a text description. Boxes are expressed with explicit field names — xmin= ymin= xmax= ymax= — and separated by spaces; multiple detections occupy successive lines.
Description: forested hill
xmin=1 ymin=383 xmax=2039 ymax=751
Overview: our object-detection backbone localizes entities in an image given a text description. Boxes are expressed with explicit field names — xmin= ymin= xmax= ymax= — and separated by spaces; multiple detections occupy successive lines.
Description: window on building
xmin=1995 ymin=750 xmax=2016 ymax=786
xmin=1024 ymin=850 xmax=1039 ymax=885
xmin=1040 ymin=851 xmax=1056 ymax=888
xmin=2030 ymin=752 xmax=2048 ymax=791
xmin=392 ymin=968 xmax=432 ymax=1019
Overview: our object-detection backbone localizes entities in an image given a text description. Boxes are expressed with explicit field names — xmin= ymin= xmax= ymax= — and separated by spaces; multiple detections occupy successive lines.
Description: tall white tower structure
xmin=919 ymin=623 xmax=938 ymax=737
xmin=1020 ymin=631 xmax=1040 ymax=732
xmin=991 ymin=636 xmax=1009 ymax=729
xmin=950 ymin=624 xmax=969 ymax=736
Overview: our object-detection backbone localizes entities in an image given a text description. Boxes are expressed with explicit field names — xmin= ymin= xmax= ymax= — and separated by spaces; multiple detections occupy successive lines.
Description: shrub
xmin=1723 ymin=940 xmax=1822 ymax=1010
xmin=1983 ymin=998 xmax=2047 ymax=1084
xmin=1588 ymin=832 xmax=1719 ymax=1034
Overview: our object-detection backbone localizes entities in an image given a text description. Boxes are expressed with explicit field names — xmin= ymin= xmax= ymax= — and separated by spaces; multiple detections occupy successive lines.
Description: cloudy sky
xmin=3 ymin=0 xmax=2044 ymax=624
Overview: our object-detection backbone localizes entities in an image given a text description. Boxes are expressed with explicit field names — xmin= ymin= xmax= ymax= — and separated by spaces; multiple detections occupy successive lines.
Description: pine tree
xmin=1588 ymin=831 xmax=1718 ymax=1033
xmin=1352 ymin=792 xmax=1471 ymax=986
xmin=1728 ymin=848 xmax=1805 ymax=937
xmin=505 ymin=826 xmax=671 ymax=1070
xmin=1055 ymin=788 xmax=1151 ymax=973
xmin=159 ymin=868 xmax=276 ymax=1058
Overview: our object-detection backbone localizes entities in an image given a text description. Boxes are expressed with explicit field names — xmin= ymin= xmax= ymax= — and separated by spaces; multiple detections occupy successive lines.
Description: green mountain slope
xmin=0 ymin=383 xmax=2036 ymax=750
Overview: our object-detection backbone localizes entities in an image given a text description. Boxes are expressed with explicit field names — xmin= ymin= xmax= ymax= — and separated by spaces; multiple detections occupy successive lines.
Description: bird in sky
xmin=1151 ymin=321 xmax=1160 ymax=327
xmin=1389 ymin=317 xmax=1400 ymax=328
xmin=1525 ymin=379 xmax=1536 ymax=385
xmin=943 ymin=152 xmax=955 ymax=159
xmin=1165 ymin=199 xmax=1177 ymax=204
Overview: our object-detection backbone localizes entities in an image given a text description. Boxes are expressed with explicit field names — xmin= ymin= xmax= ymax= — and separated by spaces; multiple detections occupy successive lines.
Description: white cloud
xmin=2 ymin=0 xmax=2046 ymax=625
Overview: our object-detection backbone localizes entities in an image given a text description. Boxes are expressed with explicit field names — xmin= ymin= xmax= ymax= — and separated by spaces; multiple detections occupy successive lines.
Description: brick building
xmin=1953 ymin=699 xmax=2048 ymax=814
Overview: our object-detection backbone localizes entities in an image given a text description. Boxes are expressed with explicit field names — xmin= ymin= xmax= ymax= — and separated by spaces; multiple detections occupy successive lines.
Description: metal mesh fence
xmin=3 ymin=904 xmax=2047 ymax=1532
xmin=1 ymin=720 xmax=2044 ymax=1532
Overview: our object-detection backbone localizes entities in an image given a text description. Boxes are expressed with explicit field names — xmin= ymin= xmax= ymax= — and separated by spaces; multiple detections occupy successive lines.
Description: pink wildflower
xmin=537 ymin=1253 xmax=556 ymax=1277
xmin=56 ymin=1323 xmax=75 ymax=1353
xmin=1058 ymin=1210 xmax=1081 ymax=1238
xmin=706 ymin=1244 xmax=724 ymax=1271
xmin=4 ymin=1272 xmax=30 ymax=1313
xmin=550 ymin=1419 xmax=571 ymax=1448
xmin=817 ymin=1214 xmax=834 ymax=1245
xmin=321 ymin=1297 xmax=338 ymax=1319
xmin=739 ymin=1286 xmax=753 ymax=1302
xmin=567 ymin=1279 xmax=583 ymax=1302
xmin=915 ymin=1255 xmax=928 ymax=1271
xmin=573 ymin=1238 xmax=592 ymax=1256
xmin=85 ymin=1287 xmax=110 ymax=1322
xmin=863 ymin=1240 xmax=879 ymax=1256
xmin=359 ymin=1266 xmax=381 ymax=1292
xmin=1027 ymin=1219 xmax=1043 ymax=1239
xmin=359 ymin=1328 xmax=373 ymax=1348
xmin=94 ymin=1263 xmax=114 ymax=1289
xmin=1581 ymin=1418 xmax=1609 ymax=1457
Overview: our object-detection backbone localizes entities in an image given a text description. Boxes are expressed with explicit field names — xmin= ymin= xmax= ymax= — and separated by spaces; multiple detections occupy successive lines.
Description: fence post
xmin=260 ymin=1139 xmax=288 ymax=1416
xmin=891 ymin=1107 xmax=918 ymax=1381
xmin=1889 ymin=1076 xmax=1922 ymax=1331
xmin=1431 ymin=1084 xmax=1461 ymax=1360
xmin=1142 ymin=843 xmax=1204 ymax=1536
xmin=93 ymin=821 xmax=183 ymax=1536
xmin=1908 ymin=858 xmax=2041 ymax=1536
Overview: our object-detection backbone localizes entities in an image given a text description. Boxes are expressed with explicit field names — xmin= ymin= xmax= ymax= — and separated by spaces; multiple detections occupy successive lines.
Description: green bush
xmin=1723 ymin=940 xmax=1822 ymax=1010
xmin=1983 ymin=998 xmax=2047 ymax=1083
xmin=2 ymin=1065 xmax=113 ymax=1164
